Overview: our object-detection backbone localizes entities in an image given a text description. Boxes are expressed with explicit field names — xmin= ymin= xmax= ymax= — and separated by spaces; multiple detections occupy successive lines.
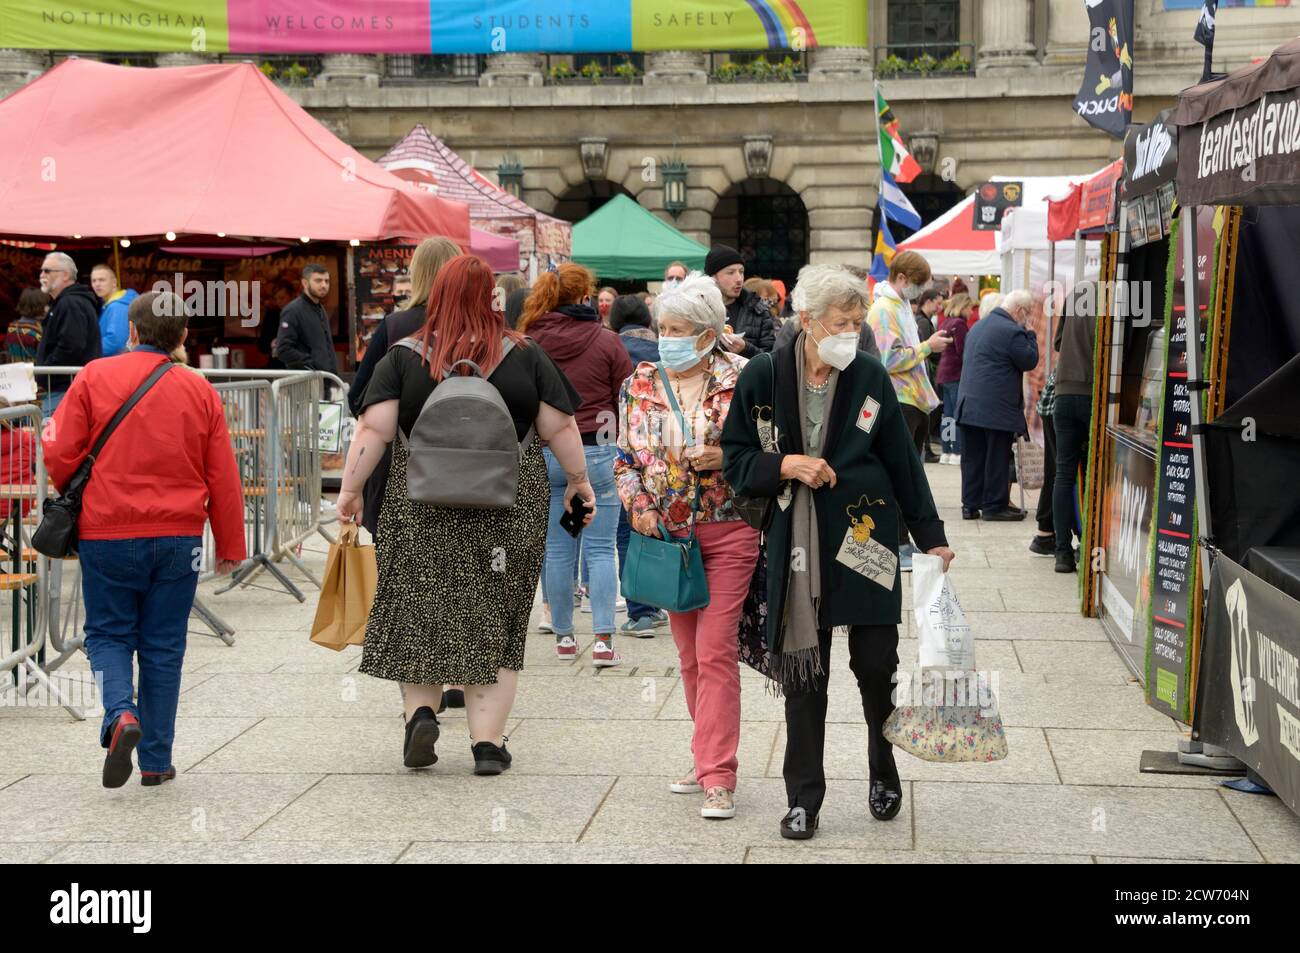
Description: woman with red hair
xmin=337 ymin=255 xmax=587 ymax=775
xmin=520 ymin=263 xmax=634 ymax=666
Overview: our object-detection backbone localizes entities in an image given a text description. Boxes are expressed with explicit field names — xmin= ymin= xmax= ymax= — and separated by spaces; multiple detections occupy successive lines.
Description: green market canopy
xmin=571 ymin=194 xmax=707 ymax=280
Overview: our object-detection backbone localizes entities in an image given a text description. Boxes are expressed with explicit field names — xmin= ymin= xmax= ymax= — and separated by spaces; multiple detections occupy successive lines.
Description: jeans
xmin=1052 ymin=394 xmax=1092 ymax=555
xmin=783 ymin=624 xmax=900 ymax=816
xmin=543 ymin=445 xmax=619 ymax=636
xmin=939 ymin=381 xmax=962 ymax=454
xmin=616 ymin=507 xmax=656 ymax=621
xmin=80 ymin=536 xmax=201 ymax=774
xmin=41 ymin=391 xmax=65 ymax=417
xmin=1036 ymin=414 xmax=1057 ymax=534
xmin=667 ymin=519 xmax=760 ymax=790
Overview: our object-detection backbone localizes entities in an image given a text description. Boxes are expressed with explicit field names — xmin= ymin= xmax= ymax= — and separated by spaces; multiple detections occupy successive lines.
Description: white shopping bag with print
xmin=912 ymin=553 xmax=974 ymax=671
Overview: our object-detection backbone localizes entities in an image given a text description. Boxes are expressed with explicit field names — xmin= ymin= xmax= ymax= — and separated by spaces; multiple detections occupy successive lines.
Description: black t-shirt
xmin=360 ymin=338 xmax=582 ymax=441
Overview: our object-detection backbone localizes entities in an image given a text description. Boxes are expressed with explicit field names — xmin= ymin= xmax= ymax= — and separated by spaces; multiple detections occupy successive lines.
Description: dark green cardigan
xmin=721 ymin=342 xmax=948 ymax=638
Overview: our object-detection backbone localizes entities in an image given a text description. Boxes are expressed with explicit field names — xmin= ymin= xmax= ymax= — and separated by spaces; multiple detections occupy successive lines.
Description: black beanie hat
xmin=705 ymin=245 xmax=745 ymax=276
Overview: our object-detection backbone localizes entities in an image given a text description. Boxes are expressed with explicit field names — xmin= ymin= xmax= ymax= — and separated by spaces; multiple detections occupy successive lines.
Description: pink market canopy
xmin=378 ymin=124 xmax=571 ymax=268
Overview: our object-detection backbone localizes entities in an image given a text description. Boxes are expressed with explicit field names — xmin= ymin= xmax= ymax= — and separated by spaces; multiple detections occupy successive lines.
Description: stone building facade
xmin=1 ymin=1 xmax=1297 ymax=284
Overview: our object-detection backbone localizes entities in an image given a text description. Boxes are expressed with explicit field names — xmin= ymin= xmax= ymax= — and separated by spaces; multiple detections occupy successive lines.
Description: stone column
xmin=977 ymin=0 xmax=1037 ymax=72
xmin=478 ymin=53 xmax=545 ymax=87
xmin=1044 ymin=0 xmax=1090 ymax=67
xmin=315 ymin=53 xmax=380 ymax=88
xmin=643 ymin=50 xmax=708 ymax=86
xmin=0 ymin=48 xmax=45 ymax=87
xmin=807 ymin=46 xmax=872 ymax=82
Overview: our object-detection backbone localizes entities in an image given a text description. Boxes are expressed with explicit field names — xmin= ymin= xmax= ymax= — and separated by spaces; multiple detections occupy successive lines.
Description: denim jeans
xmin=40 ymin=391 xmax=65 ymax=417
xmin=542 ymin=445 xmax=619 ymax=636
xmin=616 ymin=506 xmax=656 ymax=621
xmin=80 ymin=536 xmax=201 ymax=773
xmin=1052 ymin=394 xmax=1092 ymax=555
xmin=939 ymin=381 xmax=962 ymax=454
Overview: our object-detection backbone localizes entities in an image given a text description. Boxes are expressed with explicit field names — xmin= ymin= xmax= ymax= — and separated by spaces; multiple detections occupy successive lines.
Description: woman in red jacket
xmin=43 ymin=292 xmax=246 ymax=789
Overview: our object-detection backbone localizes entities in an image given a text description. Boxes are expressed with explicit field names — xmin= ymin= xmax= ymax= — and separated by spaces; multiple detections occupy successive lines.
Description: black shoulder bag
xmin=33 ymin=362 xmax=174 ymax=558
xmin=731 ymin=352 xmax=781 ymax=532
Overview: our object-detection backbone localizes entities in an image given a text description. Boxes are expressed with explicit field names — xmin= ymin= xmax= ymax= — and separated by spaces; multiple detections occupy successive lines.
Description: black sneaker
xmin=1055 ymin=550 xmax=1077 ymax=574
xmin=982 ymin=507 xmax=1027 ymax=522
xmin=1028 ymin=535 xmax=1055 ymax=557
xmin=441 ymin=688 xmax=465 ymax=710
xmin=471 ymin=738 xmax=513 ymax=776
xmin=868 ymin=779 xmax=904 ymax=821
xmin=403 ymin=707 xmax=440 ymax=768
xmin=780 ymin=807 xmax=818 ymax=840
xmin=961 ymin=508 xmax=981 ymax=520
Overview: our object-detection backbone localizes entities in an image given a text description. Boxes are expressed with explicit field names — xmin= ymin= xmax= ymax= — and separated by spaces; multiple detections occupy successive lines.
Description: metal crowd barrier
xmin=0 ymin=404 xmax=81 ymax=719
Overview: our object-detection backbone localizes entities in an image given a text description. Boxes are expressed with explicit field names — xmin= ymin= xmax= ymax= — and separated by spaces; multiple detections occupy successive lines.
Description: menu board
xmin=1145 ymin=206 xmax=1217 ymax=722
xmin=353 ymin=245 xmax=414 ymax=363
xmin=1100 ymin=427 xmax=1157 ymax=681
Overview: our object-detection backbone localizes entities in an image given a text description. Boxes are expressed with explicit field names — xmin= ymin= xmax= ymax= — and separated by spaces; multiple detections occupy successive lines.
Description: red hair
xmin=414 ymin=255 xmax=525 ymax=382
xmin=517 ymin=262 xmax=595 ymax=333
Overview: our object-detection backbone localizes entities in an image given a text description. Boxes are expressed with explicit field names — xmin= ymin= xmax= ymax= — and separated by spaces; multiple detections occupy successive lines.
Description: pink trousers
xmin=668 ymin=519 xmax=761 ymax=792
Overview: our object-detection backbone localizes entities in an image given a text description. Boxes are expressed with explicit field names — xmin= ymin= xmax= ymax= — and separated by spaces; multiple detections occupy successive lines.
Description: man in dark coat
xmin=954 ymin=289 xmax=1039 ymax=521
xmin=706 ymin=245 xmax=775 ymax=357
xmin=37 ymin=252 xmax=102 ymax=414
xmin=275 ymin=264 xmax=338 ymax=373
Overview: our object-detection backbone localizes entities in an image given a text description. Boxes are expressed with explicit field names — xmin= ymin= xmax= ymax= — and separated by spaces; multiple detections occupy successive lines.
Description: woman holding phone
xmin=614 ymin=272 xmax=756 ymax=821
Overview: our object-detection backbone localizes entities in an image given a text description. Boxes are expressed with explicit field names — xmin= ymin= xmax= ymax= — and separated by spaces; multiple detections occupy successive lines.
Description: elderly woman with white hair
xmin=954 ymin=287 xmax=1039 ymax=521
xmin=614 ymin=272 xmax=757 ymax=821
xmin=722 ymin=263 xmax=955 ymax=840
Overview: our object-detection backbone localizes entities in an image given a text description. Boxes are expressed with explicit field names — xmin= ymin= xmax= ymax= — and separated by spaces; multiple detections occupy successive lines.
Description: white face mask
xmin=663 ymin=278 xmax=682 ymax=292
xmin=813 ymin=320 xmax=858 ymax=371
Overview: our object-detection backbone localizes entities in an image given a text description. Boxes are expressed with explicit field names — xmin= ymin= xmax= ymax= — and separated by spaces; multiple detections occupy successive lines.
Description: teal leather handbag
xmin=619 ymin=364 xmax=710 ymax=613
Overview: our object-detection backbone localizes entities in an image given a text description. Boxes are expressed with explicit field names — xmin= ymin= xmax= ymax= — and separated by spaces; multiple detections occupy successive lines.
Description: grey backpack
xmin=393 ymin=336 xmax=534 ymax=509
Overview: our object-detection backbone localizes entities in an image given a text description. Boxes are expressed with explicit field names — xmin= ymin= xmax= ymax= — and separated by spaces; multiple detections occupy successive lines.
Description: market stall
xmin=571 ymin=194 xmax=708 ymax=280
xmin=0 ymin=59 xmax=471 ymax=369
xmin=1169 ymin=36 xmax=1300 ymax=813
xmin=378 ymin=124 xmax=570 ymax=280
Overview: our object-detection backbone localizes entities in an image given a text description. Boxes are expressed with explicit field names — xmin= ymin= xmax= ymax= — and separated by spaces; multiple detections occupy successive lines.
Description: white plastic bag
xmin=912 ymin=553 xmax=974 ymax=671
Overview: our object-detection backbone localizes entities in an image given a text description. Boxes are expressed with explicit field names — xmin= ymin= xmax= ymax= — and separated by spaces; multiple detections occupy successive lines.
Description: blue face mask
xmin=658 ymin=332 xmax=707 ymax=372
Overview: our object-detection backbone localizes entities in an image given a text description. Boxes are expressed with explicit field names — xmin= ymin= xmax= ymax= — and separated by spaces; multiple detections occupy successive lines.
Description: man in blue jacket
xmin=90 ymin=264 xmax=137 ymax=358
xmin=954 ymin=289 xmax=1039 ymax=521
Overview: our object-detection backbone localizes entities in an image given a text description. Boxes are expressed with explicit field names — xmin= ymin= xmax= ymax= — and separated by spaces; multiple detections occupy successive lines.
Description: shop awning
xmin=571 ymin=194 xmax=708 ymax=280
xmin=0 ymin=59 xmax=471 ymax=245
xmin=1171 ymin=36 xmax=1300 ymax=208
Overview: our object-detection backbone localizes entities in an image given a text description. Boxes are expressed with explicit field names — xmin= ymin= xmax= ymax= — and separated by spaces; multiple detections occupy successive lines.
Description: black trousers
xmin=1035 ymin=414 xmax=1057 ymax=533
xmin=958 ymin=425 xmax=1014 ymax=512
xmin=898 ymin=404 xmax=929 ymax=546
xmin=783 ymin=624 xmax=900 ymax=816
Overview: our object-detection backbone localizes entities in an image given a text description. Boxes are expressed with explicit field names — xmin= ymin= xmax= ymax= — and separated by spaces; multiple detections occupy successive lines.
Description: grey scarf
xmin=776 ymin=334 xmax=838 ymax=690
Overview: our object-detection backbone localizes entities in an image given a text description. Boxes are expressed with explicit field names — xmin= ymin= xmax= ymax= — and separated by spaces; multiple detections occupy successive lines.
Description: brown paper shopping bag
xmin=310 ymin=522 xmax=377 ymax=651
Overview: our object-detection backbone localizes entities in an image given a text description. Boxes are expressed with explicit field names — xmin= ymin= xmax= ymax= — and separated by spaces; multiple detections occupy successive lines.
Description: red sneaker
xmin=102 ymin=712 xmax=141 ymax=789
xmin=591 ymin=639 xmax=622 ymax=668
xmin=554 ymin=635 xmax=578 ymax=659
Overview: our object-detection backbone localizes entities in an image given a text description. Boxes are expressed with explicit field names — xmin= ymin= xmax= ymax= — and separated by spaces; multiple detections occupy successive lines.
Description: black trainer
xmin=471 ymin=738 xmax=513 ymax=775
xmin=982 ymin=507 xmax=1026 ymax=522
xmin=961 ymin=508 xmax=981 ymax=520
xmin=403 ymin=707 xmax=440 ymax=768
xmin=437 ymin=688 xmax=466 ymax=714
xmin=1055 ymin=550 xmax=1077 ymax=574
xmin=780 ymin=807 xmax=818 ymax=840
xmin=1028 ymin=534 xmax=1055 ymax=557
xmin=868 ymin=779 xmax=903 ymax=821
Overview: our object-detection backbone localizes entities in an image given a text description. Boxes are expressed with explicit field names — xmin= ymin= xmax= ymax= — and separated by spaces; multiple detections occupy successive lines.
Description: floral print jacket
xmin=615 ymin=352 xmax=748 ymax=532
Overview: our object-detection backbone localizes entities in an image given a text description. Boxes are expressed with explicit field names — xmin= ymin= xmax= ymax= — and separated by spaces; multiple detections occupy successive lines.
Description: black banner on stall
xmin=1198 ymin=555 xmax=1300 ymax=815
xmin=1073 ymin=0 xmax=1134 ymax=139
xmin=971 ymin=181 xmax=1024 ymax=231
xmin=1123 ymin=110 xmax=1178 ymax=200
xmin=1145 ymin=207 xmax=1216 ymax=723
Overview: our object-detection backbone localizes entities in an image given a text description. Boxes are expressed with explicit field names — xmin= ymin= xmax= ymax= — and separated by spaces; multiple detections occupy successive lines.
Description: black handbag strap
xmin=86 ymin=361 xmax=174 ymax=463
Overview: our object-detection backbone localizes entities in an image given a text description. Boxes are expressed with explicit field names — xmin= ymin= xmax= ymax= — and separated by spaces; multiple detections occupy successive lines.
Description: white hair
xmin=791 ymin=264 xmax=870 ymax=320
xmin=979 ymin=292 xmax=1004 ymax=319
xmin=1001 ymin=289 xmax=1033 ymax=315
xmin=44 ymin=251 xmax=77 ymax=280
xmin=654 ymin=271 xmax=725 ymax=352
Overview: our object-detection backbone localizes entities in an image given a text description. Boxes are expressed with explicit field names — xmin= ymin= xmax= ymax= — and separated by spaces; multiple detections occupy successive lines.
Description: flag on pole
xmin=870 ymin=210 xmax=896 ymax=282
xmin=1194 ymin=0 xmax=1218 ymax=83
xmin=879 ymin=169 xmax=922 ymax=231
xmin=875 ymin=88 xmax=921 ymax=184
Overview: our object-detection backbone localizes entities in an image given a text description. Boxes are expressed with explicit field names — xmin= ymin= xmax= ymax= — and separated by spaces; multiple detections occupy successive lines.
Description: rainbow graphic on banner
xmin=0 ymin=0 xmax=867 ymax=52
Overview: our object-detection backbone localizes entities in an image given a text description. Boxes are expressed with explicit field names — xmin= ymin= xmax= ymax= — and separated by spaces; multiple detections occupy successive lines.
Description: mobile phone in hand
xmin=559 ymin=497 xmax=592 ymax=537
